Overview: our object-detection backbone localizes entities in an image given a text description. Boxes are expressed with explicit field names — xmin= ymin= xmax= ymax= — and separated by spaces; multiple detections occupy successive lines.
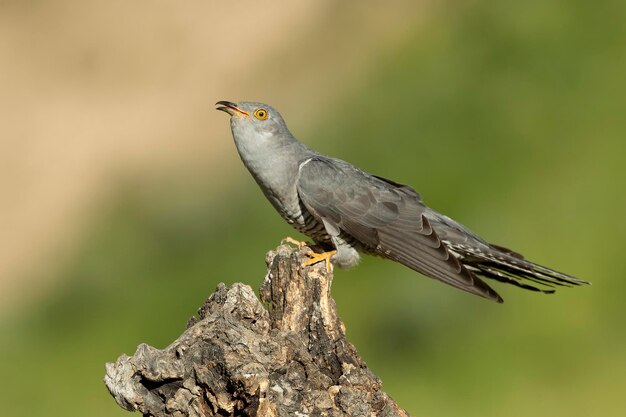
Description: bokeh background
xmin=1 ymin=1 xmax=625 ymax=416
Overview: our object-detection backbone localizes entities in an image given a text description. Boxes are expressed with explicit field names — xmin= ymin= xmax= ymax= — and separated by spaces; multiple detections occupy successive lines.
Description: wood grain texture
xmin=104 ymin=244 xmax=409 ymax=416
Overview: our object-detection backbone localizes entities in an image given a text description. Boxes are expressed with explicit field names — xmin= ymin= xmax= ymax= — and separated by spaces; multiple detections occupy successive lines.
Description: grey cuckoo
xmin=216 ymin=100 xmax=588 ymax=303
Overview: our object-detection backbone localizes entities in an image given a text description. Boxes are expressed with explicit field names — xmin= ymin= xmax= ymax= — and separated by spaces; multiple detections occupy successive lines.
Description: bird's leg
xmin=281 ymin=237 xmax=334 ymax=272
xmin=303 ymin=250 xmax=336 ymax=273
xmin=281 ymin=236 xmax=309 ymax=248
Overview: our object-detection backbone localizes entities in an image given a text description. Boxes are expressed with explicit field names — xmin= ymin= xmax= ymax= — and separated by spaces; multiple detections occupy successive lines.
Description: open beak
xmin=215 ymin=100 xmax=250 ymax=117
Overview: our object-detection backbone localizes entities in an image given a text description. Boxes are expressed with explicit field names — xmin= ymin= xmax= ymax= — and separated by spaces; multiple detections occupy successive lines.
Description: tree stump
xmin=104 ymin=244 xmax=410 ymax=416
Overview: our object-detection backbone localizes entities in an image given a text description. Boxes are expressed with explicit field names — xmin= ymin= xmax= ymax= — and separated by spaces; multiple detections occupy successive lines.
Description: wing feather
xmin=296 ymin=157 xmax=503 ymax=302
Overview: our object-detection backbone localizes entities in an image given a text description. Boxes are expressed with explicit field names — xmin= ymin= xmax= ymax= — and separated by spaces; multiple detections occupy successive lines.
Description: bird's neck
xmin=233 ymin=132 xmax=314 ymax=210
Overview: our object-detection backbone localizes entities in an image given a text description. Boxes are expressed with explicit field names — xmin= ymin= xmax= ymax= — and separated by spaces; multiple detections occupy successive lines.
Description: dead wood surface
xmin=104 ymin=244 xmax=410 ymax=417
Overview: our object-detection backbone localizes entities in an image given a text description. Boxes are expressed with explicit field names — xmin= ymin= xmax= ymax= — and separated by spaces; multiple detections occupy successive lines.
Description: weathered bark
xmin=104 ymin=244 xmax=410 ymax=417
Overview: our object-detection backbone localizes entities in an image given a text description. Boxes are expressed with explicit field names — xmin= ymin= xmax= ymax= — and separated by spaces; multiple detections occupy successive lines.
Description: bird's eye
xmin=254 ymin=109 xmax=268 ymax=120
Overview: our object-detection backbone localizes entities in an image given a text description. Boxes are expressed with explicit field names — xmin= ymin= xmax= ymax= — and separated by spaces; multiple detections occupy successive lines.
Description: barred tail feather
xmin=447 ymin=242 xmax=589 ymax=294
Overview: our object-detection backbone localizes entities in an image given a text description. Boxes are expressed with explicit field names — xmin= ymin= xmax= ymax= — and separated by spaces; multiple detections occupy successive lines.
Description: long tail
xmin=448 ymin=242 xmax=590 ymax=294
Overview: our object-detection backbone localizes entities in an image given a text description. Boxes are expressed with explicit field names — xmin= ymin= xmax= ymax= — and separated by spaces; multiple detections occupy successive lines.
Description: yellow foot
xmin=303 ymin=250 xmax=337 ymax=273
xmin=281 ymin=236 xmax=309 ymax=248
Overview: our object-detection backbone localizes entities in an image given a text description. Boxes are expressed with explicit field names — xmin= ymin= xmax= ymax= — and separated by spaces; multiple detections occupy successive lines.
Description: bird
xmin=216 ymin=100 xmax=589 ymax=303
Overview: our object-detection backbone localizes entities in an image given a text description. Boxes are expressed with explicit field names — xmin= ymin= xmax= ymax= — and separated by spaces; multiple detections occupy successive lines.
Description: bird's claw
xmin=303 ymin=250 xmax=336 ymax=273
xmin=281 ymin=236 xmax=309 ymax=248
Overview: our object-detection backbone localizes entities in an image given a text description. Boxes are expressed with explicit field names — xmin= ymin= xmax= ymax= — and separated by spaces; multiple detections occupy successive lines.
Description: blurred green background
xmin=1 ymin=1 xmax=625 ymax=416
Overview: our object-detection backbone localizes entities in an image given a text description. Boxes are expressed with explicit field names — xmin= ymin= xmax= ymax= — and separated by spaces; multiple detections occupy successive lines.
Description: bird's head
xmin=215 ymin=100 xmax=290 ymax=141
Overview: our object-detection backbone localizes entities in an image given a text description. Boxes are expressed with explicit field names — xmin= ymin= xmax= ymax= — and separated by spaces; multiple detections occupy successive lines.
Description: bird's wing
xmin=425 ymin=210 xmax=590 ymax=292
xmin=296 ymin=157 xmax=503 ymax=302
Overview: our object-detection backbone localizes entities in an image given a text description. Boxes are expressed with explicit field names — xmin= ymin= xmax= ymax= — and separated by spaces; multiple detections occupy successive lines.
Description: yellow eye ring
xmin=254 ymin=108 xmax=268 ymax=120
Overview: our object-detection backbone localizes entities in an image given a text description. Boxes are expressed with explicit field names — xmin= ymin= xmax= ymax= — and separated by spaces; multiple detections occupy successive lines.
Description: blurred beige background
xmin=0 ymin=0 xmax=422 ymax=314
xmin=2 ymin=2 xmax=625 ymax=417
